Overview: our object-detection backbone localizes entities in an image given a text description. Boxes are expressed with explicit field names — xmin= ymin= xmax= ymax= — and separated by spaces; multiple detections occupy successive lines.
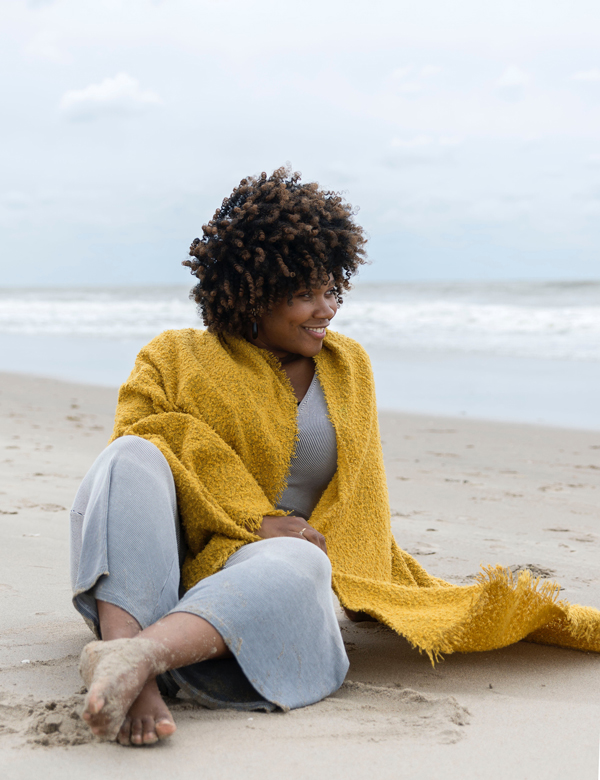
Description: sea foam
xmin=1 ymin=281 xmax=599 ymax=362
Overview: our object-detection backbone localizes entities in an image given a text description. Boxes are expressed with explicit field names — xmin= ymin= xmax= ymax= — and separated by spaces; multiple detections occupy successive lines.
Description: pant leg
xmin=168 ymin=537 xmax=349 ymax=711
xmin=70 ymin=439 xmax=349 ymax=712
xmin=70 ymin=435 xmax=182 ymax=636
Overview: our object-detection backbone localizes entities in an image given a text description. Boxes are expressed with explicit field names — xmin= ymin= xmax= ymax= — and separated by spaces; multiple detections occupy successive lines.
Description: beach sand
xmin=1 ymin=371 xmax=599 ymax=779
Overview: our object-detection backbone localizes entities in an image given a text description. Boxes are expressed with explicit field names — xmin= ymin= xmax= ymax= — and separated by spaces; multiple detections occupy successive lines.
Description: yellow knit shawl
xmin=111 ymin=328 xmax=600 ymax=659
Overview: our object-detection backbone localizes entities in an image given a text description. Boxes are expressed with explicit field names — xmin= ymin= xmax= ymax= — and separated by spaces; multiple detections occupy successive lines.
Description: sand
xmin=1 ymin=370 xmax=600 ymax=779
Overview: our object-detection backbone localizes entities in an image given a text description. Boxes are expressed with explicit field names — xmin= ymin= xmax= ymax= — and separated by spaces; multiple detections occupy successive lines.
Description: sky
xmin=3 ymin=0 xmax=600 ymax=286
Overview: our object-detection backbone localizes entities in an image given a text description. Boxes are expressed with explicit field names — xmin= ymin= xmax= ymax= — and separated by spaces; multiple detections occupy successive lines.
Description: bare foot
xmin=116 ymin=678 xmax=176 ymax=746
xmin=79 ymin=638 xmax=168 ymax=742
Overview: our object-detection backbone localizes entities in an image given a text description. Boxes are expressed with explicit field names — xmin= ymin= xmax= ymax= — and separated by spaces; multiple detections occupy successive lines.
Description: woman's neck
xmin=278 ymin=351 xmax=304 ymax=366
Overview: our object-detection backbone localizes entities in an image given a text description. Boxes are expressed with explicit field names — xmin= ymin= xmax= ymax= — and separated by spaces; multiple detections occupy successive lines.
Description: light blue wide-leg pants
xmin=70 ymin=436 xmax=349 ymax=711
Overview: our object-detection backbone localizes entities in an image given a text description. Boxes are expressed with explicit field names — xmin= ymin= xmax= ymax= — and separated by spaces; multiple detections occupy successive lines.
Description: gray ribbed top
xmin=276 ymin=374 xmax=338 ymax=520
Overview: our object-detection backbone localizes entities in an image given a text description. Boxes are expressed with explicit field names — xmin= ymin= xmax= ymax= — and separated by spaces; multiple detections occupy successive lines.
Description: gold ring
xmin=298 ymin=528 xmax=306 ymax=537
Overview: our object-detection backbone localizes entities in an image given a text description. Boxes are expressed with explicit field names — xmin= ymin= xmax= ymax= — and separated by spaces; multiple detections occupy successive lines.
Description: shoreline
xmin=3 ymin=335 xmax=600 ymax=431
xmin=2 ymin=365 xmax=600 ymax=435
xmin=1 ymin=371 xmax=599 ymax=778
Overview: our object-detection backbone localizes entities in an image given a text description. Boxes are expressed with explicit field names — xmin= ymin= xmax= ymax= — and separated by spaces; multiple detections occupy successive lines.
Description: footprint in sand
xmin=405 ymin=543 xmax=438 ymax=556
xmin=319 ymin=681 xmax=471 ymax=744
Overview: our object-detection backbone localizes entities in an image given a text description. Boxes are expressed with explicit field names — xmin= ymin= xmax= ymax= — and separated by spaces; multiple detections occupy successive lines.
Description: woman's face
xmin=255 ymin=275 xmax=338 ymax=359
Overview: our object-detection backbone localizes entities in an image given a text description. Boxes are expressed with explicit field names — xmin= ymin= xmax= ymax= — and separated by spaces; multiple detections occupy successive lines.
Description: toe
xmin=155 ymin=717 xmax=176 ymax=740
xmin=130 ymin=718 xmax=144 ymax=746
xmin=117 ymin=717 xmax=132 ymax=746
xmin=142 ymin=716 xmax=158 ymax=745
xmin=86 ymin=686 xmax=105 ymax=715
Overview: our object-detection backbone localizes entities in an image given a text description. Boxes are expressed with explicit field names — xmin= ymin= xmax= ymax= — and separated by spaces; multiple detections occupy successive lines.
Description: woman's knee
xmin=73 ymin=435 xmax=177 ymax=525
xmin=106 ymin=436 xmax=173 ymax=483
xmin=85 ymin=435 xmax=160 ymax=478
xmin=106 ymin=435 xmax=163 ymax=462
xmin=266 ymin=537 xmax=332 ymax=580
xmin=298 ymin=539 xmax=332 ymax=578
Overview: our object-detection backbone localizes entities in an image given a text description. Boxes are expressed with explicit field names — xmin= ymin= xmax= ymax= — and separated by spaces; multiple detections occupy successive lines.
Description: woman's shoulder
xmin=319 ymin=331 xmax=374 ymax=391
xmin=323 ymin=329 xmax=371 ymax=364
xmin=317 ymin=330 xmax=377 ymax=408
xmin=131 ymin=329 xmax=224 ymax=376
xmin=140 ymin=328 xmax=215 ymax=355
xmin=146 ymin=327 xmax=210 ymax=345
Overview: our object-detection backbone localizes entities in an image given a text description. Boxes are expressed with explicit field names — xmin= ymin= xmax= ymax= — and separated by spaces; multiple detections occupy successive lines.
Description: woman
xmin=71 ymin=167 xmax=600 ymax=748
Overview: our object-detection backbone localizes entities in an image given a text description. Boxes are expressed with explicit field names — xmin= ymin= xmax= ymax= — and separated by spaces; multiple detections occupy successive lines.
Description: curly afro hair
xmin=183 ymin=166 xmax=367 ymax=334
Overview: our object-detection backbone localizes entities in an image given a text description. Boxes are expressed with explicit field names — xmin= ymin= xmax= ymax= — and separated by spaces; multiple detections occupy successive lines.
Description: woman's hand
xmin=257 ymin=515 xmax=327 ymax=555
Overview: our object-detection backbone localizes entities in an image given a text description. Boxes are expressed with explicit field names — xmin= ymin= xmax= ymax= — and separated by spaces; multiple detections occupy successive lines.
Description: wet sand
xmin=1 ymin=371 xmax=599 ymax=779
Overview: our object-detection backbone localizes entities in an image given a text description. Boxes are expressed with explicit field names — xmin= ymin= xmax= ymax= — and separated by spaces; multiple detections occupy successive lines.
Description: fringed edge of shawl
xmin=474 ymin=563 xmax=563 ymax=602
xmin=339 ymin=564 xmax=567 ymax=666
xmin=421 ymin=564 xmax=565 ymax=664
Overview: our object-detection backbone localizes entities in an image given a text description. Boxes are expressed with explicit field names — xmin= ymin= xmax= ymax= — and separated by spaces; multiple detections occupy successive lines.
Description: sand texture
xmin=1 ymin=371 xmax=600 ymax=779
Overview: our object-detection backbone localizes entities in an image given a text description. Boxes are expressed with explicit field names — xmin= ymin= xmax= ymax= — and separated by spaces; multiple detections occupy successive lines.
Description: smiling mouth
xmin=302 ymin=326 xmax=327 ymax=336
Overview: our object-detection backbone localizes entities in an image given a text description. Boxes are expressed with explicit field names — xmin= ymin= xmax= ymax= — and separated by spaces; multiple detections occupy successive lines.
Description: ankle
xmin=98 ymin=601 xmax=142 ymax=640
xmin=132 ymin=637 xmax=171 ymax=677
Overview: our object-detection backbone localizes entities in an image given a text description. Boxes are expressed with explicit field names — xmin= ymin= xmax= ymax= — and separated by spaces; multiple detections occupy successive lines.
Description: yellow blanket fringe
xmin=110 ymin=328 xmax=600 ymax=660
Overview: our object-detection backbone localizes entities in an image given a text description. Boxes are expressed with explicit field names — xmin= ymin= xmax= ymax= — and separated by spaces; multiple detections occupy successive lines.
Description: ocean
xmin=1 ymin=281 xmax=599 ymax=430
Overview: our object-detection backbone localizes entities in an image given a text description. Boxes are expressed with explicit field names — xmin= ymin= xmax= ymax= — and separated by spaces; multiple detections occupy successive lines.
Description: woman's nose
xmin=314 ymin=295 xmax=337 ymax=319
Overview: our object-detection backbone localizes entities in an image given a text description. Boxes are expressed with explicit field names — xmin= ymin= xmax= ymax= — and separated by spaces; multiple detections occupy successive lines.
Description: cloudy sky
xmin=3 ymin=0 xmax=600 ymax=285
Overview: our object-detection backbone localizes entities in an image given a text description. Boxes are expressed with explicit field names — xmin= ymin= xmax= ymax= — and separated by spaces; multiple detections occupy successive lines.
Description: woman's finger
xmin=285 ymin=517 xmax=327 ymax=555
xmin=302 ymin=526 xmax=328 ymax=555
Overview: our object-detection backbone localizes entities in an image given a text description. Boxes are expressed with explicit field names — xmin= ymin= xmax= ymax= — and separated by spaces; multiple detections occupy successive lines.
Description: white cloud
xmin=59 ymin=73 xmax=162 ymax=121
xmin=495 ymin=65 xmax=529 ymax=101
xmin=572 ymin=68 xmax=600 ymax=82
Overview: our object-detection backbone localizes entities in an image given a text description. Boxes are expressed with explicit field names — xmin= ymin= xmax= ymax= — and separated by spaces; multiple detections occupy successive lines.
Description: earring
xmin=252 ymin=322 xmax=258 ymax=339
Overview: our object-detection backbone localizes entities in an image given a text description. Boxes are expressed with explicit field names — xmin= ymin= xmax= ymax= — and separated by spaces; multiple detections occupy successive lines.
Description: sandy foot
xmin=79 ymin=638 xmax=173 ymax=743
xmin=116 ymin=678 xmax=176 ymax=746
